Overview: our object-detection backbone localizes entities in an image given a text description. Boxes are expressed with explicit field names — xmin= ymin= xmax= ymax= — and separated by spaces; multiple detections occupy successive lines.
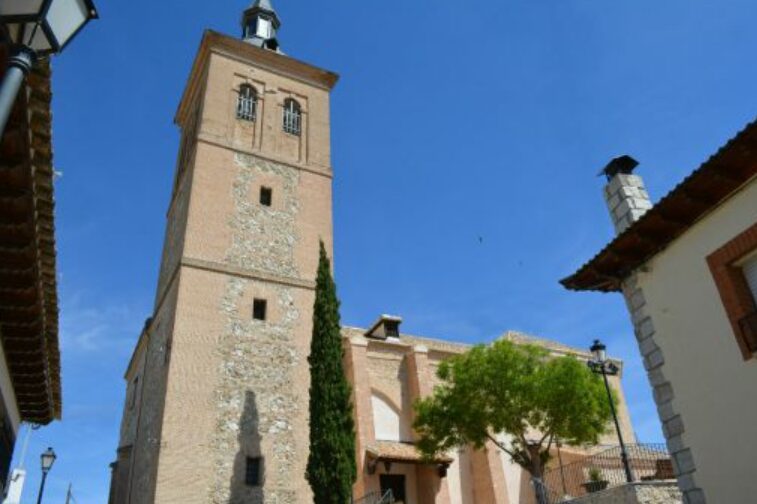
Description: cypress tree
xmin=307 ymin=241 xmax=357 ymax=503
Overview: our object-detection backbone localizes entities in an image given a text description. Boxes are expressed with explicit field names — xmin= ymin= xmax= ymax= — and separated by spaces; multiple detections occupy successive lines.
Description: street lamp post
xmin=36 ymin=447 xmax=56 ymax=504
xmin=0 ymin=0 xmax=98 ymax=137
xmin=588 ymin=339 xmax=634 ymax=484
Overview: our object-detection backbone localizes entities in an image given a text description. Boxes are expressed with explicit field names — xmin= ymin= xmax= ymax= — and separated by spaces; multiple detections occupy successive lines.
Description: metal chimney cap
xmin=599 ymin=155 xmax=639 ymax=181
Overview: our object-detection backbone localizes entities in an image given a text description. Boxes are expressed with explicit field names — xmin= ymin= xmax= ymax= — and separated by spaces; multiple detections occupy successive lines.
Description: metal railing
xmin=352 ymin=490 xmax=394 ymax=504
xmin=541 ymin=443 xmax=673 ymax=502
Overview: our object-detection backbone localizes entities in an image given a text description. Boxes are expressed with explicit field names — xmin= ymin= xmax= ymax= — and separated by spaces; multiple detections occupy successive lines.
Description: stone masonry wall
xmin=621 ymin=275 xmax=705 ymax=504
xmin=604 ymin=174 xmax=653 ymax=234
xmin=208 ymin=152 xmax=308 ymax=503
xmin=569 ymin=482 xmax=682 ymax=504
xmin=211 ymin=277 xmax=303 ymax=503
xmin=226 ymin=153 xmax=301 ymax=278
xmin=129 ymin=281 xmax=179 ymax=504
xmin=603 ymin=172 xmax=704 ymax=504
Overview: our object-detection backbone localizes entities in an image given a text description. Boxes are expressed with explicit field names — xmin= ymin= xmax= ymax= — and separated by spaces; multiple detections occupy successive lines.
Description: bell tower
xmin=109 ymin=5 xmax=339 ymax=503
xmin=242 ymin=0 xmax=282 ymax=52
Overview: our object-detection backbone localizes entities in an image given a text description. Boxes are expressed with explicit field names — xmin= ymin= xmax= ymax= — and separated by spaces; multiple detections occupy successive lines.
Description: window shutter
xmin=744 ymin=255 xmax=757 ymax=304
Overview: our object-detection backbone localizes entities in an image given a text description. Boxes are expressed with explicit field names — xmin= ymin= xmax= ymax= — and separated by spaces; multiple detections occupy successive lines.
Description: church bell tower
xmin=108 ymin=3 xmax=339 ymax=503
xmin=242 ymin=0 xmax=282 ymax=52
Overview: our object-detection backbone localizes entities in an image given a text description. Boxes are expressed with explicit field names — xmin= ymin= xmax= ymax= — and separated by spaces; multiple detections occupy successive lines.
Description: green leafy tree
xmin=414 ymin=340 xmax=614 ymax=499
xmin=306 ymin=242 xmax=357 ymax=503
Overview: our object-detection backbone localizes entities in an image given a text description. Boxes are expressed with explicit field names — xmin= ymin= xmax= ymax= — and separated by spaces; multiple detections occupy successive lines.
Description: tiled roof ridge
xmin=341 ymin=325 xmax=594 ymax=358
xmin=501 ymin=330 xmax=593 ymax=357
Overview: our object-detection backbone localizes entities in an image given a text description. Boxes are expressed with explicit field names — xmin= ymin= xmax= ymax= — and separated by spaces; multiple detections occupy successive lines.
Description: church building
xmin=107 ymin=2 xmax=635 ymax=503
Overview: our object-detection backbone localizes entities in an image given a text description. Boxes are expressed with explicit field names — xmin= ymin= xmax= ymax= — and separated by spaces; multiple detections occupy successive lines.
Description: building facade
xmin=344 ymin=320 xmax=635 ymax=504
xmin=109 ymin=3 xmax=636 ymax=503
xmin=563 ymin=120 xmax=757 ymax=504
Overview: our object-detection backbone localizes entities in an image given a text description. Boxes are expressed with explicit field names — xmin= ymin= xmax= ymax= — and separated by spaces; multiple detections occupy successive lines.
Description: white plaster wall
xmin=447 ymin=449 xmax=475 ymax=504
xmin=0 ymin=344 xmax=20 ymax=434
xmin=498 ymin=434 xmax=522 ymax=504
xmin=637 ymin=179 xmax=757 ymax=503
xmin=503 ymin=453 xmax=523 ymax=504
xmin=372 ymin=393 xmax=412 ymax=442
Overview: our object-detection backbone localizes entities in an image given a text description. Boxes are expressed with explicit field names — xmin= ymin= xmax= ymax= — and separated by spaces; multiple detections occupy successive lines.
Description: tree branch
xmin=485 ymin=433 xmax=517 ymax=459
xmin=545 ymin=433 xmax=554 ymax=453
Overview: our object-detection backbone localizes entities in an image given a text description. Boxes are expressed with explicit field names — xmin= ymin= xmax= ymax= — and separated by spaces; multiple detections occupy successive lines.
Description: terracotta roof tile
xmin=366 ymin=441 xmax=453 ymax=465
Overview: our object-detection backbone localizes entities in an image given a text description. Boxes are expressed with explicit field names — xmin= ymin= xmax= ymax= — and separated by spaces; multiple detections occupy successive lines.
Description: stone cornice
xmin=197 ymin=134 xmax=333 ymax=179
xmin=181 ymin=257 xmax=316 ymax=290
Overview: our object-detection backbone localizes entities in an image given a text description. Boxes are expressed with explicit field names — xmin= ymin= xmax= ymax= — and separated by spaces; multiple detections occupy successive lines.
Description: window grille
xmin=283 ymin=98 xmax=301 ymax=136
xmin=237 ymin=85 xmax=257 ymax=122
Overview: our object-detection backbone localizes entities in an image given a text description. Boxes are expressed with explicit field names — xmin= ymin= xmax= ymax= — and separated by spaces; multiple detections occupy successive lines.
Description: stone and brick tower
xmin=108 ymin=2 xmax=339 ymax=502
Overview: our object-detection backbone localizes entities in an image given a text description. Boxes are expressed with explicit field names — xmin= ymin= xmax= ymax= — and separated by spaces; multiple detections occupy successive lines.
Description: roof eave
xmin=563 ymin=118 xmax=757 ymax=293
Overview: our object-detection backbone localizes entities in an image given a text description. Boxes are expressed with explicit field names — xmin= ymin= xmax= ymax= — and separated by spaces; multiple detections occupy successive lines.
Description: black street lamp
xmin=588 ymin=339 xmax=634 ymax=484
xmin=36 ymin=447 xmax=56 ymax=504
xmin=0 ymin=0 xmax=98 ymax=137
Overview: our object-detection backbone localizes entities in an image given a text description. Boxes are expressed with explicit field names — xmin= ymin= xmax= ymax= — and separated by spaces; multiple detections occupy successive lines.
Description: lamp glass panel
xmin=45 ymin=0 xmax=89 ymax=47
xmin=27 ymin=22 xmax=53 ymax=52
xmin=5 ymin=23 xmax=21 ymax=43
xmin=41 ymin=456 xmax=53 ymax=469
xmin=0 ymin=0 xmax=46 ymax=18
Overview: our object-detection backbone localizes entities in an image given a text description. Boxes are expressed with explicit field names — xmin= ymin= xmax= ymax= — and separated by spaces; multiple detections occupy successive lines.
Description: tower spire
xmin=242 ymin=0 xmax=282 ymax=52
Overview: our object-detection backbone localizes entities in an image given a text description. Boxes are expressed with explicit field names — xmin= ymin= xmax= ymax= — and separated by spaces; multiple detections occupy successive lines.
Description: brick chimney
xmin=601 ymin=155 xmax=652 ymax=234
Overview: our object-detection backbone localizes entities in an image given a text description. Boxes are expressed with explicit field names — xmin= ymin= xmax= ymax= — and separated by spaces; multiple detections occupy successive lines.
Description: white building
xmin=563 ymin=120 xmax=757 ymax=504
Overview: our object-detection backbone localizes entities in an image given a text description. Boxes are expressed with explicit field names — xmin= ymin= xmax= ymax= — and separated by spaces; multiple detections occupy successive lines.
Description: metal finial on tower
xmin=242 ymin=0 xmax=282 ymax=52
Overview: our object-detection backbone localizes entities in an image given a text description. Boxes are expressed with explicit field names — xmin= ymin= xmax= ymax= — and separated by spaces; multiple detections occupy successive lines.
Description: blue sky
xmin=10 ymin=0 xmax=757 ymax=501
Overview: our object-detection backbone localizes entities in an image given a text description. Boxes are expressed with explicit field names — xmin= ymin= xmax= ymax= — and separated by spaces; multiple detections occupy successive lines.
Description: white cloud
xmin=59 ymin=292 xmax=147 ymax=353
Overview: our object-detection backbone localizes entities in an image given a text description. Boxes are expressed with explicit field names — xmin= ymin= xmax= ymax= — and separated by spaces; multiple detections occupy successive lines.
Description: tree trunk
xmin=528 ymin=445 xmax=549 ymax=504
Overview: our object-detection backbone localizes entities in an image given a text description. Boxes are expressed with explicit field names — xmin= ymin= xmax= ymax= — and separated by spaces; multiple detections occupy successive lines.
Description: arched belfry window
xmin=283 ymin=98 xmax=301 ymax=136
xmin=236 ymin=84 xmax=257 ymax=122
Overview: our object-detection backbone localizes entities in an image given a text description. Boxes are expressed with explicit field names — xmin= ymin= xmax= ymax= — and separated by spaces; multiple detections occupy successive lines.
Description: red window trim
xmin=707 ymin=221 xmax=757 ymax=360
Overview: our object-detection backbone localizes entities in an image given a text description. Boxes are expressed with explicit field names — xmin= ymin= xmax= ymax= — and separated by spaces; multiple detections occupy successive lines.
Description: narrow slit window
xmin=245 ymin=457 xmax=262 ymax=486
xmin=260 ymin=187 xmax=272 ymax=207
xmin=236 ymin=84 xmax=257 ymax=122
xmin=129 ymin=377 xmax=139 ymax=409
xmin=164 ymin=337 xmax=172 ymax=366
xmin=283 ymin=98 xmax=301 ymax=136
xmin=253 ymin=299 xmax=267 ymax=321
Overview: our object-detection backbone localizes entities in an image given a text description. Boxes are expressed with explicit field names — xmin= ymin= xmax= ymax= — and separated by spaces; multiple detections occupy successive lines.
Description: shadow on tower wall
xmin=229 ymin=390 xmax=264 ymax=504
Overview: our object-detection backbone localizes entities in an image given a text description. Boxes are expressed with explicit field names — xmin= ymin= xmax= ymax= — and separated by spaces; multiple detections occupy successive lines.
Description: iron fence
xmin=351 ymin=490 xmax=394 ymax=504
xmin=541 ymin=443 xmax=673 ymax=502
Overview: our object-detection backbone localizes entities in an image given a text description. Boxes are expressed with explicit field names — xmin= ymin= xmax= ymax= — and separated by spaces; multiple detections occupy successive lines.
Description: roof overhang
xmin=0 ymin=44 xmax=61 ymax=423
xmin=562 ymin=119 xmax=757 ymax=293
xmin=366 ymin=441 xmax=453 ymax=476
